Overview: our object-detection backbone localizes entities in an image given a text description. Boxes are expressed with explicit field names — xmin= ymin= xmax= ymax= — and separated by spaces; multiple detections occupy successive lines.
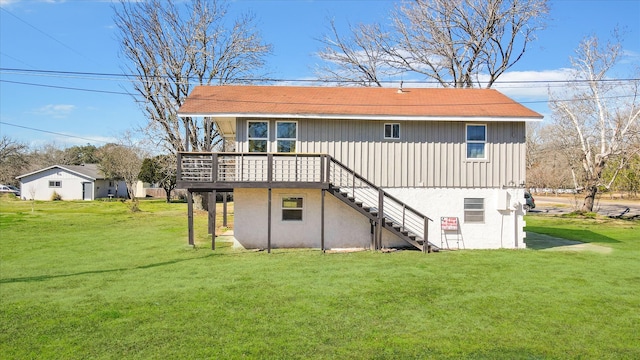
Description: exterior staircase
xmin=326 ymin=157 xmax=437 ymax=252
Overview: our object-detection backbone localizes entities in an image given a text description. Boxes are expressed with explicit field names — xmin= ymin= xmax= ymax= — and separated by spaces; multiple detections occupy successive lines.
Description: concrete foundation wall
xmin=234 ymin=187 xmax=527 ymax=250
xmin=386 ymin=187 xmax=527 ymax=249
xmin=234 ymin=188 xmax=410 ymax=250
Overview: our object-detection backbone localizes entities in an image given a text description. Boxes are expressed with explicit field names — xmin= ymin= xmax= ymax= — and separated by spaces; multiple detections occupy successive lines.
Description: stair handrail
xmin=327 ymin=155 xmax=433 ymax=225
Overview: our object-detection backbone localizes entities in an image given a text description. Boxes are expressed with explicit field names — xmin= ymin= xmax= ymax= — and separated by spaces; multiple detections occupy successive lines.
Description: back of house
xmin=177 ymin=85 xmax=542 ymax=250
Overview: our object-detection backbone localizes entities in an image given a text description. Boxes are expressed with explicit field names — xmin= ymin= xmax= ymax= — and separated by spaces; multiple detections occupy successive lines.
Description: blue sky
xmin=0 ymin=0 xmax=639 ymax=149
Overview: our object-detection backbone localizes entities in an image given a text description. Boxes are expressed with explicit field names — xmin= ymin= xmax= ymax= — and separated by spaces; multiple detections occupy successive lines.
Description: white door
xmin=82 ymin=182 xmax=93 ymax=200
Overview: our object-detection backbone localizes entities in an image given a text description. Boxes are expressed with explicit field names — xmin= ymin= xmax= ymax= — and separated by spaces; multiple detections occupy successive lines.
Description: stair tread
xmin=326 ymin=165 xmax=431 ymax=253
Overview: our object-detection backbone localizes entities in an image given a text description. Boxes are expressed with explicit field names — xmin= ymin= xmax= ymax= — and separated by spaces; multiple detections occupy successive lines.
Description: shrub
xmin=563 ymin=211 xmax=597 ymax=219
xmin=50 ymin=191 xmax=62 ymax=201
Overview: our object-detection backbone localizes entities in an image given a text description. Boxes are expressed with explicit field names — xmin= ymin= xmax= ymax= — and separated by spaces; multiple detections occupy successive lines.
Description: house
xmin=16 ymin=164 xmax=128 ymax=201
xmin=176 ymin=85 xmax=543 ymax=251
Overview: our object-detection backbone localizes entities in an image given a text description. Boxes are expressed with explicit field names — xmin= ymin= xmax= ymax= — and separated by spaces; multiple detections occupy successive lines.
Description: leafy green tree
xmin=138 ymin=155 xmax=177 ymax=203
xmin=98 ymin=143 xmax=143 ymax=203
xmin=64 ymin=144 xmax=100 ymax=165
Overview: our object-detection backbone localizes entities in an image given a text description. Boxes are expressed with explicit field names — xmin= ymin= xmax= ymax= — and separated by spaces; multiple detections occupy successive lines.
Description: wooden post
xmin=209 ymin=191 xmax=216 ymax=250
xmin=267 ymin=188 xmax=272 ymax=253
xmin=267 ymin=153 xmax=273 ymax=183
xmin=176 ymin=153 xmax=182 ymax=183
xmin=376 ymin=189 xmax=384 ymax=250
xmin=324 ymin=155 xmax=331 ymax=185
xmin=212 ymin=153 xmax=218 ymax=182
xmin=187 ymin=191 xmax=194 ymax=246
xmin=320 ymin=155 xmax=325 ymax=184
xmin=423 ymin=217 xmax=429 ymax=253
xmin=370 ymin=220 xmax=375 ymax=250
xmin=321 ymin=189 xmax=325 ymax=252
xmin=222 ymin=192 xmax=228 ymax=227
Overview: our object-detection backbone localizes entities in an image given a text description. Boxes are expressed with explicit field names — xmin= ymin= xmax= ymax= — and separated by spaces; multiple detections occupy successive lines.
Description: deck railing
xmin=178 ymin=152 xmax=327 ymax=184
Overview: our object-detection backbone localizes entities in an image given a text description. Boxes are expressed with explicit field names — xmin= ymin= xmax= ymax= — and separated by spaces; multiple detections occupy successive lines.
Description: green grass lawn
xmin=1 ymin=197 xmax=639 ymax=359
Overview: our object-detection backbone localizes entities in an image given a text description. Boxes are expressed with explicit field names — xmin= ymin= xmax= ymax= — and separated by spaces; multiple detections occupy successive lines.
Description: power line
xmin=2 ymin=74 xmax=638 ymax=109
xmin=0 ymin=121 xmax=112 ymax=145
xmin=0 ymin=79 xmax=134 ymax=96
xmin=0 ymin=8 xmax=96 ymax=65
xmin=2 ymin=67 xmax=639 ymax=86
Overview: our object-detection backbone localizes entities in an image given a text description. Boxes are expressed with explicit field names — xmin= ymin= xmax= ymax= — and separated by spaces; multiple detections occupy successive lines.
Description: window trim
xmin=247 ymin=120 xmax=269 ymax=153
xmin=281 ymin=196 xmax=304 ymax=221
xmin=276 ymin=121 xmax=297 ymax=153
xmin=464 ymin=198 xmax=485 ymax=223
xmin=466 ymin=124 xmax=487 ymax=160
xmin=384 ymin=123 xmax=400 ymax=140
xmin=49 ymin=180 xmax=62 ymax=188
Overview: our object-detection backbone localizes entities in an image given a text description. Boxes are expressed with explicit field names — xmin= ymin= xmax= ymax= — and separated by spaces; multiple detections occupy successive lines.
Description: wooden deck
xmin=177 ymin=152 xmax=330 ymax=191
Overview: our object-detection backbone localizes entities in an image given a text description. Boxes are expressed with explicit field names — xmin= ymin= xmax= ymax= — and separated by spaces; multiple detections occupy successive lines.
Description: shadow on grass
xmin=0 ymin=253 xmax=215 ymax=284
xmin=525 ymin=230 xmax=618 ymax=250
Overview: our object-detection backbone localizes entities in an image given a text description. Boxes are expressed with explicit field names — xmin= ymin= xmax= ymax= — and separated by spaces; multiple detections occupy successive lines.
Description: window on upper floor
xmin=49 ymin=180 xmax=62 ymax=188
xmin=276 ymin=121 xmax=297 ymax=153
xmin=384 ymin=123 xmax=400 ymax=139
xmin=466 ymin=124 xmax=486 ymax=159
xmin=248 ymin=121 xmax=269 ymax=152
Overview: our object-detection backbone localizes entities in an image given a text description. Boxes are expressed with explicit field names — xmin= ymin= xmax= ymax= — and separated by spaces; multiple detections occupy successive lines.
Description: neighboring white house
xmin=16 ymin=164 xmax=128 ymax=201
xmin=176 ymin=85 xmax=543 ymax=251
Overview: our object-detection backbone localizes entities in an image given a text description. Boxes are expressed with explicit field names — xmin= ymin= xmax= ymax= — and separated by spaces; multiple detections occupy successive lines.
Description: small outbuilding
xmin=16 ymin=164 xmax=127 ymax=201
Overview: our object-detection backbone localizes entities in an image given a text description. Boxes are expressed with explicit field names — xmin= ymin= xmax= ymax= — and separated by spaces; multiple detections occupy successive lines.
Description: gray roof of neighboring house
xmin=16 ymin=164 xmax=107 ymax=181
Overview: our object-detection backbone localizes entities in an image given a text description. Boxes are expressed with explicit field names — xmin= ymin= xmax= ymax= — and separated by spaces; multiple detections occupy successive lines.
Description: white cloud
xmin=481 ymin=68 xmax=575 ymax=100
xmin=0 ymin=0 xmax=20 ymax=6
xmin=32 ymin=104 xmax=76 ymax=118
xmin=27 ymin=134 xmax=116 ymax=149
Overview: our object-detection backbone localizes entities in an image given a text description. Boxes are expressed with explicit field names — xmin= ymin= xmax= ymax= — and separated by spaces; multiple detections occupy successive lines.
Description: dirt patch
xmin=525 ymin=232 xmax=612 ymax=254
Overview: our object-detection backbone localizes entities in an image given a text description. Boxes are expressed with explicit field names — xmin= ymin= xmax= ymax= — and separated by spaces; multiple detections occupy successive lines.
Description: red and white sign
xmin=441 ymin=217 xmax=458 ymax=231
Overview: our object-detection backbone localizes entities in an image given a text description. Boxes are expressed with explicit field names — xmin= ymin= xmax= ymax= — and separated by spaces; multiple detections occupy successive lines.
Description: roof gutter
xmin=177 ymin=112 xmax=543 ymax=122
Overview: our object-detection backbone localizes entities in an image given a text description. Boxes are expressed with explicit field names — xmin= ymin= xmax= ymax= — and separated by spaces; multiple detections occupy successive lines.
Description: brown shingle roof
xmin=178 ymin=85 xmax=542 ymax=120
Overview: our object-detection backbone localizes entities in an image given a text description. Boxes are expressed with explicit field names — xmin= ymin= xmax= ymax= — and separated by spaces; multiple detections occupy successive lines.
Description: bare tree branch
xmin=316 ymin=0 xmax=548 ymax=88
xmin=549 ymin=33 xmax=640 ymax=211
xmin=113 ymin=0 xmax=272 ymax=153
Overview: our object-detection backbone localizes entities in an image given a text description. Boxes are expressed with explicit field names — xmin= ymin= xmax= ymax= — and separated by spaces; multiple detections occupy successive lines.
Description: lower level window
xmin=49 ymin=181 xmax=62 ymax=188
xmin=282 ymin=197 xmax=303 ymax=221
xmin=464 ymin=198 xmax=484 ymax=223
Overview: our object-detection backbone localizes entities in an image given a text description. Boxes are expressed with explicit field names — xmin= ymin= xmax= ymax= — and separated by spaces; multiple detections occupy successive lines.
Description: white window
xmin=282 ymin=197 xmax=303 ymax=221
xmin=466 ymin=124 xmax=486 ymax=159
xmin=248 ymin=121 xmax=268 ymax=152
xmin=276 ymin=121 xmax=297 ymax=153
xmin=464 ymin=198 xmax=484 ymax=223
xmin=49 ymin=181 xmax=62 ymax=188
xmin=384 ymin=123 xmax=400 ymax=139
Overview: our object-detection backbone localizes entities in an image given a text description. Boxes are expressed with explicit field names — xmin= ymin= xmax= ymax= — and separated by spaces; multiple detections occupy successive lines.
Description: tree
xmin=0 ymin=136 xmax=28 ymax=185
xmin=138 ymin=155 xmax=177 ymax=203
xmin=316 ymin=0 xmax=548 ymax=87
xmin=63 ymin=144 xmax=100 ymax=165
xmin=550 ymin=33 xmax=640 ymax=212
xmin=26 ymin=143 xmax=68 ymax=171
xmin=603 ymin=154 xmax=640 ymax=198
xmin=113 ymin=0 xmax=272 ymax=154
xmin=97 ymin=143 xmax=145 ymax=204
xmin=316 ymin=20 xmax=395 ymax=87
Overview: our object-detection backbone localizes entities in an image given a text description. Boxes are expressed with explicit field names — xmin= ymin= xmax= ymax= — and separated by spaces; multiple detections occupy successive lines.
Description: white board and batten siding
xmin=235 ymin=118 xmax=526 ymax=189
